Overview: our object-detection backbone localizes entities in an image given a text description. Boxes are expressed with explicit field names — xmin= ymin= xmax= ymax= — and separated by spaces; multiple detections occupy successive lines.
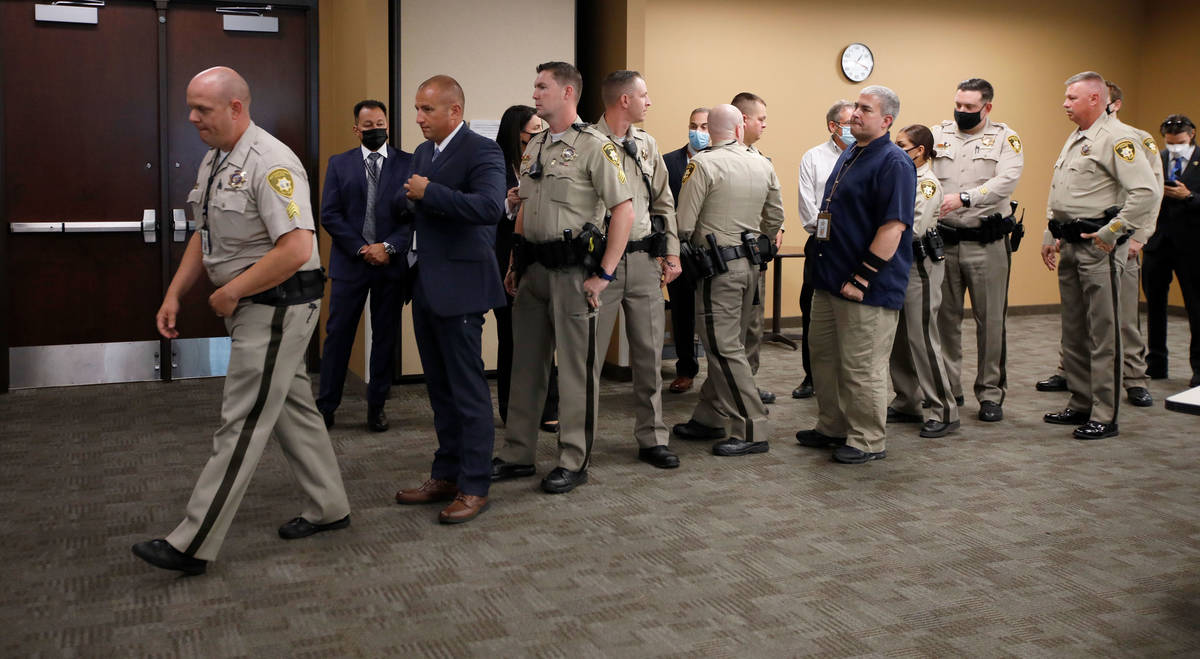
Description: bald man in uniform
xmin=491 ymin=61 xmax=634 ymax=494
xmin=133 ymin=67 xmax=350 ymax=575
xmin=1041 ymin=71 xmax=1160 ymax=440
xmin=671 ymin=104 xmax=785 ymax=456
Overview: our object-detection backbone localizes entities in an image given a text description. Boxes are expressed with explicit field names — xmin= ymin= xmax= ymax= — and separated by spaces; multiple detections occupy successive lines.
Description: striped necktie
xmin=363 ymin=152 xmax=382 ymax=243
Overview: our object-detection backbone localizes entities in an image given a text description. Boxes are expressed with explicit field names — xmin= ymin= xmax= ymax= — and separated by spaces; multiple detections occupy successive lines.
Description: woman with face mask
xmin=887 ymin=124 xmax=960 ymax=438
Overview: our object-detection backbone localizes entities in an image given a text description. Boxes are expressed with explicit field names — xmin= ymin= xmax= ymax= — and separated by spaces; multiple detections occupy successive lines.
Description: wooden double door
xmin=0 ymin=0 xmax=316 ymax=390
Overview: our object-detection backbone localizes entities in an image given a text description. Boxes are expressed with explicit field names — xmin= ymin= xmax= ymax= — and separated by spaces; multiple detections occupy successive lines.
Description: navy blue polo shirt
xmin=810 ymin=133 xmax=916 ymax=310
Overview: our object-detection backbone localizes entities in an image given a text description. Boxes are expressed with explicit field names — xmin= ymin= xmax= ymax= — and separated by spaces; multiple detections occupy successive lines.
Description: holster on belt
xmin=1048 ymin=206 xmax=1121 ymax=244
xmin=1009 ymin=202 xmax=1026 ymax=253
xmin=680 ymin=241 xmax=715 ymax=280
xmin=706 ymin=233 xmax=728 ymax=274
xmin=741 ymin=231 xmax=763 ymax=266
xmin=575 ymin=222 xmax=608 ymax=276
xmin=249 ymin=268 xmax=326 ymax=306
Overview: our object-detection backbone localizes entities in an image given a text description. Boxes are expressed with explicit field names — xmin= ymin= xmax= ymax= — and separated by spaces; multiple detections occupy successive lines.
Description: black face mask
xmin=361 ymin=128 xmax=388 ymax=151
xmin=954 ymin=110 xmax=983 ymax=131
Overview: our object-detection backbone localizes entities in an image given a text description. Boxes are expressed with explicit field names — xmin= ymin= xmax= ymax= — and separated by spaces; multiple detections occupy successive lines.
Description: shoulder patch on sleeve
xmin=285 ymin=200 xmax=300 ymax=220
xmin=1007 ymin=134 xmax=1022 ymax=154
xmin=267 ymin=168 xmax=295 ymax=198
xmin=920 ymin=179 xmax=938 ymax=199
xmin=601 ymin=142 xmax=627 ymax=184
xmin=1114 ymin=139 xmax=1137 ymax=162
xmin=681 ymin=161 xmax=696 ymax=186
xmin=1143 ymin=136 xmax=1157 ymax=154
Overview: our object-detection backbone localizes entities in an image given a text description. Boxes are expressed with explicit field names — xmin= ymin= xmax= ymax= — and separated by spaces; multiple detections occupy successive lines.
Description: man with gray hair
xmin=1040 ymin=71 xmax=1159 ymax=440
xmin=795 ymin=85 xmax=916 ymax=464
xmin=791 ymin=99 xmax=855 ymax=400
xmin=671 ymin=103 xmax=785 ymax=456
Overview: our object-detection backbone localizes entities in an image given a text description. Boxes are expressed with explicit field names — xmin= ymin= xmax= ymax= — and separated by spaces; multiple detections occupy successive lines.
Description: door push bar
xmin=10 ymin=210 xmax=158 ymax=243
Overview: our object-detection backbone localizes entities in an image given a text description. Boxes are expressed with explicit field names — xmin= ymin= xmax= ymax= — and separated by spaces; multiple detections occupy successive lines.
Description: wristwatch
xmin=959 ymin=192 xmax=971 ymax=208
xmin=383 ymin=242 xmax=396 ymax=255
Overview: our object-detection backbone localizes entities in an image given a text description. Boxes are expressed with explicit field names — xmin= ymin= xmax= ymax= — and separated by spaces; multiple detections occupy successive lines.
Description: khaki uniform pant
xmin=1059 ymin=241 xmax=1126 ymax=424
xmin=744 ymin=269 xmax=766 ymax=375
xmin=691 ymin=258 xmax=769 ymax=442
xmin=167 ymin=301 xmax=350 ymax=561
xmin=1053 ymin=253 xmax=1148 ymax=389
xmin=890 ymin=256 xmax=959 ymax=424
xmin=601 ymin=252 xmax=669 ymax=448
xmin=937 ymin=239 xmax=1010 ymax=404
xmin=499 ymin=264 xmax=618 ymax=472
xmin=811 ymin=290 xmax=899 ymax=454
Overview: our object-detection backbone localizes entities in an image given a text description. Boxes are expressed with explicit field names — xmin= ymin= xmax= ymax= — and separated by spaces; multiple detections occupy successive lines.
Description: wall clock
xmin=840 ymin=43 xmax=874 ymax=83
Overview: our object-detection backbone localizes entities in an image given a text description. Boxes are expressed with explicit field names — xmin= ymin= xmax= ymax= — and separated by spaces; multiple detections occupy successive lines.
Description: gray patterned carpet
xmin=1 ymin=313 xmax=1197 ymax=657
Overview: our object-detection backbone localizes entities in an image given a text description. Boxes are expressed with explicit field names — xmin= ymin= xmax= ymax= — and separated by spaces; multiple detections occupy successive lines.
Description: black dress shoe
xmin=954 ymin=395 xmax=965 ymax=406
xmin=795 ymin=429 xmax=846 ymax=448
xmin=541 ymin=467 xmax=587 ymax=494
xmin=638 ymin=445 xmax=680 ymax=469
xmin=712 ymin=438 xmax=768 ymax=456
xmin=1036 ymin=374 xmax=1068 ymax=392
xmin=758 ymin=388 xmax=776 ymax=405
xmin=1074 ymin=420 xmax=1118 ymax=440
xmin=132 ymin=539 xmax=207 ymax=575
xmin=1126 ymin=386 xmax=1153 ymax=407
xmin=367 ymin=406 xmax=389 ymax=432
xmin=491 ymin=457 xmax=535 ymax=482
xmin=978 ymin=400 xmax=1003 ymax=422
xmin=278 ymin=514 xmax=350 ymax=540
xmin=1192 ymin=374 xmax=1200 ymax=387
xmin=320 ymin=408 xmax=335 ymax=430
xmin=886 ymin=407 xmax=922 ymax=423
xmin=832 ymin=445 xmax=886 ymax=464
xmin=1044 ymin=408 xmax=1089 ymax=425
xmin=672 ymin=419 xmax=726 ymax=440
xmin=791 ymin=378 xmax=814 ymax=399
xmin=919 ymin=419 xmax=960 ymax=438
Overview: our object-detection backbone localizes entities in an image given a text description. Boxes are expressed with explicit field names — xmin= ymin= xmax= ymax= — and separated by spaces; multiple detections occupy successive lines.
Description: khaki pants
xmin=890 ymin=256 xmax=959 ymax=424
xmin=499 ymin=264 xmax=618 ymax=472
xmin=691 ymin=258 xmax=769 ymax=442
xmin=811 ymin=290 xmax=899 ymax=454
xmin=937 ymin=239 xmax=1010 ymax=404
xmin=601 ymin=252 xmax=668 ymax=448
xmin=744 ymin=269 xmax=766 ymax=375
xmin=167 ymin=300 xmax=350 ymax=561
xmin=1059 ymin=241 xmax=1126 ymax=424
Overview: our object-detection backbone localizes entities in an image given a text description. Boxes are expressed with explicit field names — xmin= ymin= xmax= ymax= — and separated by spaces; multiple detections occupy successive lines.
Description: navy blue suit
xmin=402 ymin=124 xmax=506 ymax=496
xmin=317 ymin=144 xmax=412 ymax=414
xmin=663 ymin=144 xmax=699 ymax=379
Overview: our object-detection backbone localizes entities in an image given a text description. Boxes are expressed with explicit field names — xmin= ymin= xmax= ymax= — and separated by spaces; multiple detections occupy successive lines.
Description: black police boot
xmin=1073 ymin=420 xmax=1118 ymax=440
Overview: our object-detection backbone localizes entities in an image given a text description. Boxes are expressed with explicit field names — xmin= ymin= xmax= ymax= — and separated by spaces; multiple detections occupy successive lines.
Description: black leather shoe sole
xmin=919 ymin=419 xmax=960 ymax=438
xmin=1127 ymin=388 xmax=1153 ymax=407
xmin=795 ymin=429 xmax=846 ymax=448
xmin=1044 ymin=409 xmax=1089 ymax=425
xmin=1036 ymin=375 xmax=1068 ymax=392
xmin=712 ymin=439 xmax=768 ymax=456
xmin=132 ymin=539 xmax=207 ymax=575
xmin=638 ymin=447 xmax=680 ymax=469
xmin=278 ymin=515 xmax=351 ymax=540
xmin=541 ymin=469 xmax=587 ymax=494
xmin=672 ymin=420 xmax=726 ymax=440
xmin=491 ymin=460 xmax=536 ymax=482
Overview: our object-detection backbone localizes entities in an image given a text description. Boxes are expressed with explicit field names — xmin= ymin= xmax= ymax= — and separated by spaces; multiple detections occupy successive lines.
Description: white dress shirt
xmin=797 ymin=136 xmax=845 ymax=234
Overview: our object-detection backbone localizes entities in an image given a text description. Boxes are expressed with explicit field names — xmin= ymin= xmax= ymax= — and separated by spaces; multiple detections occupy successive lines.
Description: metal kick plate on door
xmin=9 ymin=341 xmax=160 ymax=389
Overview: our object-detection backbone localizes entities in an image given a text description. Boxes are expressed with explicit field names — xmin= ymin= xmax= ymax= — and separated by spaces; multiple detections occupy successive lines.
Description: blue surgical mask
xmin=688 ymin=130 xmax=710 ymax=151
xmin=839 ymin=125 xmax=854 ymax=147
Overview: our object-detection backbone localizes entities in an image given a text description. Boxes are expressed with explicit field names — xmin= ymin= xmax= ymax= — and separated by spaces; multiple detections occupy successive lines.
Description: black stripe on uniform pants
xmin=185 ymin=305 xmax=287 ymax=557
xmin=998 ymin=237 xmax=1012 ymax=403
xmin=702 ymin=275 xmax=752 ymax=443
xmin=1108 ymin=250 xmax=1123 ymax=424
xmin=579 ymin=310 xmax=598 ymax=471
xmin=916 ymin=257 xmax=952 ymax=424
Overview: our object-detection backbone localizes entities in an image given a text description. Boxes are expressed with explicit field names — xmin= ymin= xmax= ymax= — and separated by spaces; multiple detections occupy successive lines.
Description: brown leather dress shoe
xmin=668 ymin=376 xmax=693 ymax=393
xmin=395 ymin=478 xmax=458 ymax=505
xmin=438 ymin=494 xmax=490 ymax=524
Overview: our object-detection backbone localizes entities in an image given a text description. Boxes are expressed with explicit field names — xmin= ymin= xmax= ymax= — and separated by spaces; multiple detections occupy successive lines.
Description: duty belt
xmin=625 ymin=231 xmax=667 ymax=256
xmin=521 ymin=238 xmax=581 ymax=269
xmin=713 ymin=243 xmax=753 ymax=262
xmin=249 ymin=268 xmax=326 ymax=306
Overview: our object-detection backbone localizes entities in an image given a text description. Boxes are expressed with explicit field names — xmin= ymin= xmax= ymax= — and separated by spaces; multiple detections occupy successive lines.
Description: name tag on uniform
xmin=200 ymin=227 xmax=211 ymax=255
xmin=816 ymin=212 xmax=832 ymax=241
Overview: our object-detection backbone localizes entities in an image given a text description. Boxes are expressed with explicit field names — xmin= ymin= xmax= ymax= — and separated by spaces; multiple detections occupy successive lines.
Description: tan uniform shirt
xmin=187 ymin=122 xmax=320 ymax=287
xmin=676 ymin=140 xmax=785 ymax=247
xmin=931 ymin=119 xmax=1024 ymax=228
xmin=914 ymin=161 xmax=942 ymax=235
xmin=594 ymin=114 xmax=679 ymax=256
xmin=1119 ymin=121 xmax=1165 ymax=242
xmin=1044 ymin=112 xmax=1161 ymax=245
xmin=517 ymin=124 xmax=632 ymax=242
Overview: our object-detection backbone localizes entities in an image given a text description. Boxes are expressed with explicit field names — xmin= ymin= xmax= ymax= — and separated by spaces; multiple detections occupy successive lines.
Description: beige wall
xmin=317 ymin=0 xmax=390 ymax=379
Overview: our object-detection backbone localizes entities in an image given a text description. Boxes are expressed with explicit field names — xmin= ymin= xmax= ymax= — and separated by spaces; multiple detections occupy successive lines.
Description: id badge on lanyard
xmin=816 ymin=211 xmax=832 ymax=241
xmin=200 ymin=150 xmax=230 ymax=256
